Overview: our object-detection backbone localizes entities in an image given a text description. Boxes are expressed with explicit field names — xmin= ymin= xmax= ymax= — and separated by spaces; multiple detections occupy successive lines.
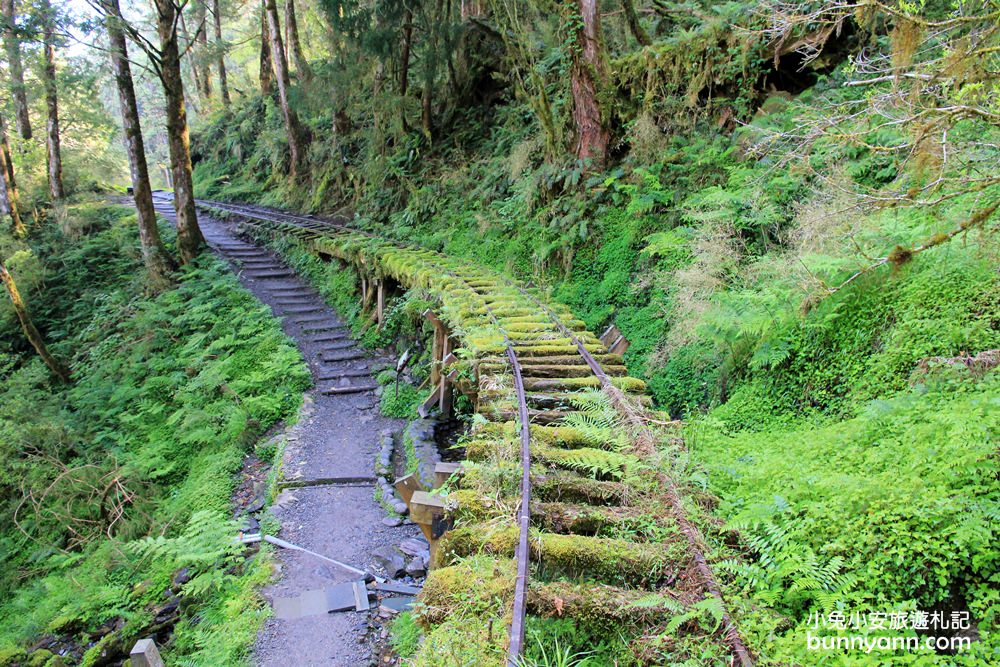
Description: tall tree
xmin=39 ymin=0 xmax=64 ymax=200
xmin=212 ymin=0 xmax=230 ymax=105
xmin=284 ymin=0 xmax=311 ymax=81
xmin=0 ymin=0 xmax=30 ymax=139
xmin=99 ymin=0 xmax=176 ymax=289
xmin=264 ymin=0 xmax=308 ymax=178
xmin=568 ymin=0 xmax=609 ymax=170
xmin=192 ymin=0 xmax=212 ymax=98
xmin=421 ymin=0 xmax=445 ymax=138
xmin=621 ymin=0 xmax=650 ymax=46
xmin=1 ymin=262 xmax=71 ymax=382
xmin=153 ymin=0 xmax=205 ymax=262
xmin=259 ymin=1 xmax=274 ymax=95
xmin=178 ymin=8 xmax=206 ymax=107
xmin=0 ymin=112 xmax=22 ymax=237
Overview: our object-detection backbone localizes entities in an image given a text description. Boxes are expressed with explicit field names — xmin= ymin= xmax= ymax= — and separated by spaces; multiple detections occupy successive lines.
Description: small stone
xmin=398 ymin=537 xmax=429 ymax=557
xmin=392 ymin=501 xmax=408 ymax=515
xmin=404 ymin=558 xmax=425 ymax=578
xmin=371 ymin=546 xmax=406 ymax=578
xmin=377 ymin=476 xmax=387 ymax=486
xmin=382 ymin=516 xmax=403 ymax=527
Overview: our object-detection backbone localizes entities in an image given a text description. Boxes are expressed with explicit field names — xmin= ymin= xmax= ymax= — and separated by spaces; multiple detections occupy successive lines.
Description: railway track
xmin=190 ymin=196 xmax=752 ymax=666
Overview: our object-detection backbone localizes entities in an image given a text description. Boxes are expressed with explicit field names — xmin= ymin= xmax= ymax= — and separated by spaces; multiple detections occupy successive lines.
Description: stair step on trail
xmin=320 ymin=351 xmax=366 ymax=363
xmin=316 ymin=368 xmax=372 ymax=381
xmin=320 ymin=383 xmax=379 ymax=395
xmin=243 ymin=269 xmax=294 ymax=279
xmin=308 ymin=333 xmax=350 ymax=343
xmin=317 ymin=341 xmax=356 ymax=352
xmin=280 ymin=305 xmax=326 ymax=315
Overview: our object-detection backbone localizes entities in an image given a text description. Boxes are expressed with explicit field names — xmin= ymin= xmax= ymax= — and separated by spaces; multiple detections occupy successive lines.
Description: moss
xmin=440 ymin=527 xmax=682 ymax=586
xmin=418 ymin=556 xmax=516 ymax=626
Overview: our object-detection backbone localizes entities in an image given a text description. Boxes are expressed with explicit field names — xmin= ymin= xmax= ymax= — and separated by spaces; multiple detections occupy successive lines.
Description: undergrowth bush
xmin=0 ymin=201 xmax=309 ymax=664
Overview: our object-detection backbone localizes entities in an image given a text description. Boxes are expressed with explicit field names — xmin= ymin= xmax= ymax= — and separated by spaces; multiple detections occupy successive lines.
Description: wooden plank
xmin=394 ymin=473 xmax=425 ymax=506
xmin=434 ymin=462 xmax=463 ymax=488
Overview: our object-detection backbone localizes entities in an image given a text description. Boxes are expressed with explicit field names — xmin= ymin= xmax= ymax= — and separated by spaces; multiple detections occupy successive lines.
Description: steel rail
xmin=507 ymin=283 xmax=756 ymax=667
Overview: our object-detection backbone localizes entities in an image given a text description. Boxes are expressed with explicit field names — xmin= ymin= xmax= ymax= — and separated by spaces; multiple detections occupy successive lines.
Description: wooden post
xmin=376 ymin=279 xmax=386 ymax=327
xmin=394 ymin=473 xmax=425 ymax=505
xmin=434 ymin=462 xmax=463 ymax=489
xmin=409 ymin=490 xmax=450 ymax=568
xmin=130 ymin=638 xmax=165 ymax=667
xmin=424 ymin=309 xmax=445 ymax=387
xmin=439 ymin=337 xmax=454 ymax=417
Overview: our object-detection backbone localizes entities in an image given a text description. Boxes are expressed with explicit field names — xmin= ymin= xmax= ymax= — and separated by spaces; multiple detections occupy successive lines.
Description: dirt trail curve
xmin=150 ymin=196 xmax=419 ymax=666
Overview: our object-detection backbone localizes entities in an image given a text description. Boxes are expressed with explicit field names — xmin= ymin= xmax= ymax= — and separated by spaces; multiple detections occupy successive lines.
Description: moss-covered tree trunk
xmin=569 ymin=0 xmax=609 ymax=170
xmin=621 ymin=0 xmax=650 ymax=46
xmin=193 ymin=0 xmax=212 ymax=98
xmin=0 ymin=0 xmax=29 ymax=140
xmin=421 ymin=0 xmax=445 ymax=139
xmin=0 ymin=263 xmax=70 ymax=382
xmin=264 ymin=0 xmax=308 ymax=179
xmin=259 ymin=1 xmax=275 ymax=96
xmin=285 ymin=0 xmax=311 ymax=82
xmin=178 ymin=9 xmax=205 ymax=111
xmin=155 ymin=0 xmax=205 ymax=263
xmin=213 ymin=0 xmax=230 ymax=105
xmin=102 ymin=0 xmax=176 ymax=290
xmin=40 ymin=0 xmax=64 ymax=201
xmin=0 ymin=113 xmax=23 ymax=237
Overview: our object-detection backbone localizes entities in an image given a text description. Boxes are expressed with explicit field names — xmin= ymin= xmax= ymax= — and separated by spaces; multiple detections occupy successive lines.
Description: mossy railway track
xmin=194 ymin=198 xmax=752 ymax=666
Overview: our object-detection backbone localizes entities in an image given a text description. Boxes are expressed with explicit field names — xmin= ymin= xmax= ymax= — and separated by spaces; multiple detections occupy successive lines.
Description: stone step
xmin=243 ymin=269 xmax=295 ymax=279
xmin=320 ymin=351 xmax=366 ymax=363
xmin=315 ymin=368 xmax=372 ymax=381
xmin=320 ymin=384 xmax=379 ymax=395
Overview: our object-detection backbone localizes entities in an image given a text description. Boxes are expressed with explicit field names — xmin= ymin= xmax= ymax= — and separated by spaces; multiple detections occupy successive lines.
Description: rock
xmin=404 ymin=558 xmax=426 ymax=578
xmin=398 ymin=537 xmax=429 ymax=557
xmin=377 ymin=476 xmax=388 ymax=487
xmin=371 ymin=547 xmax=406 ymax=578
xmin=172 ymin=567 xmax=192 ymax=587
xmin=382 ymin=516 xmax=403 ymax=527
xmin=392 ymin=501 xmax=408 ymax=515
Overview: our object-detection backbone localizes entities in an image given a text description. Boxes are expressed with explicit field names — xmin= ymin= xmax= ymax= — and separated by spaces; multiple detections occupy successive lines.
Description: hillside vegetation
xmin=188 ymin=0 xmax=999 ymax=663
xmin=0 ymin=0 xmax=995 ymax=664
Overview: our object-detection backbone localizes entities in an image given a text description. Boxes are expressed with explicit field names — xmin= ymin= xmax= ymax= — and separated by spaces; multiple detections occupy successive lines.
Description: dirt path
xmin=151 ymin=199 xmax=420 ymax=666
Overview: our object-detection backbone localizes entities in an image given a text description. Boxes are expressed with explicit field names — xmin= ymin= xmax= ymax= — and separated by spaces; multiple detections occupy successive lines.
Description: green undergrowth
xmin=694 ymin=370 xmax=1000 ymax=665
xmin=0 ymin=201 xmax=309 ymax=665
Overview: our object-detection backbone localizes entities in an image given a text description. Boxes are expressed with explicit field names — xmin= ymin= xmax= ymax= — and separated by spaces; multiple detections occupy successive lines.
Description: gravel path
xmin=151 ymin=199 xmax=420 ymax=666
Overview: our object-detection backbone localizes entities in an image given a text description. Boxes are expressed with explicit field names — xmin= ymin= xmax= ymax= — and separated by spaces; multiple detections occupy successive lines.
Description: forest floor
xmin=150 ymin=198 xmax=420 ymax=666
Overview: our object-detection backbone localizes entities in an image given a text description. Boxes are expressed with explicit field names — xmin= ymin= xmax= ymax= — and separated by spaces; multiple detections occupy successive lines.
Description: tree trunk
xmin=213 ymin=0 xmax=230 ymax=105
xmin=285 ymin=0 xmax=311 ymax=82
xmin=421 ymin=0 xmax=445 ymax=139
xmin=398 ymin=7 xmax=412 ymax=130
xmin=193 ymin=0 xmax=212 ymax=98
xmin=154 ymin=0 xmax=205 ymax=263
xmin=102 ymin=0 xmax=176 ymax=290
xmin=259 ymin=1 xmax=275 ymax=96
xmin=569 ymin=0 xmax=609 ymax=170
xmin=399 ymin=8 xmax=412 ymax=97
xmin=1 ymin=0 xmax=30 ymax=139
xmin=40 ymin=0 xmax=64 ymax=200
xmin=621 ymin=0 xmax=650 ymax=46
xmin=1 ymin=263 xmax=71 ymax=382
xmin=178 ymin=10 xmax=205 ymax=108
xmin=264 ymin=0 xmax=308 ymax=179
xmin=0 ymin=113 xmax=22 ymax=237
